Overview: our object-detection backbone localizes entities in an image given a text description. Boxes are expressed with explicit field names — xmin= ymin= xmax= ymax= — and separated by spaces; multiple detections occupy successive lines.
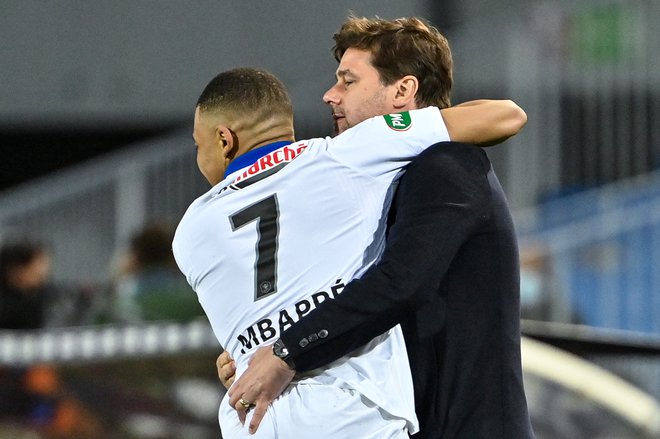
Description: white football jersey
xmin=172 ymin=106 xmax=450 ymax=432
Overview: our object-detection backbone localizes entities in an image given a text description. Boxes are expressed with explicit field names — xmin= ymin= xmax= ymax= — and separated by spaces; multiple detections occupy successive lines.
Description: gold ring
xmin=238 ymin=398 xmax=252 ymax=409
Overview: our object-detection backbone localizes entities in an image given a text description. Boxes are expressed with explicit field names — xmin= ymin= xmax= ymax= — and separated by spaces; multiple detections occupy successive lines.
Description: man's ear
xmin=215 ymin=125 xmax=239 ymax=161
xmin=392 ymin=75 xmax=418 ymax=109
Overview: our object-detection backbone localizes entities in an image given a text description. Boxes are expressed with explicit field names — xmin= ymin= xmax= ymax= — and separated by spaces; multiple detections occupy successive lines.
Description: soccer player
xmin=172 ymin=67 xmax=524 ymax=438
xmin=223 ymin=17 xmax=535 ymax=439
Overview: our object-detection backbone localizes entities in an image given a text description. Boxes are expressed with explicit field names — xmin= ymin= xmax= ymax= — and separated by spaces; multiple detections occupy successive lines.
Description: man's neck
xmin=224 ymin=140 xmax=293 ymax=177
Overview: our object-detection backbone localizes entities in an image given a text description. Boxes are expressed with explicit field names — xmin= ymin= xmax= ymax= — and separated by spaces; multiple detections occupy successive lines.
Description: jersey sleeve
xmin=326 ymin=106 xmax=450 ymax=178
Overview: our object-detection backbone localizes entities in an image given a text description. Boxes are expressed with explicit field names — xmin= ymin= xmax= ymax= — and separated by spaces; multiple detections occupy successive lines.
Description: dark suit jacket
xmin=280 ymin=142 xmax=534 ymax=438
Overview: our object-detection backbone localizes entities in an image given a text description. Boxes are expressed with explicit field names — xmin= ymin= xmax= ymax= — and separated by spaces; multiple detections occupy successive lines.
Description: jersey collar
xmin=224 ymin=141 xmax=292 ymax=178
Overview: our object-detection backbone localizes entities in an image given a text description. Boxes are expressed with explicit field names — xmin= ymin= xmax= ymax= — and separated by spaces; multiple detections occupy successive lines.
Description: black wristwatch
xmin=272 ymin=338 xmax=295 ymax=370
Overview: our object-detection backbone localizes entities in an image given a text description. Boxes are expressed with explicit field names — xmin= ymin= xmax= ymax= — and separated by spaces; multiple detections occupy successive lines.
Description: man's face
xmin=193 ymin=107 xmax=226 ymax=186
xmin=8 ymin=251 xmax=51 ymax=291
xmin=323 ymin=48 xmax=397 ymax=135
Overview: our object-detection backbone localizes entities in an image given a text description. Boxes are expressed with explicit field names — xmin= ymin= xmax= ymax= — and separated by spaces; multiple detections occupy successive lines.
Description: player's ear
xmin=392 ymin=75 xmax=418 ymax=109
xmin=215 ymin=125 xmax=239 ymax=161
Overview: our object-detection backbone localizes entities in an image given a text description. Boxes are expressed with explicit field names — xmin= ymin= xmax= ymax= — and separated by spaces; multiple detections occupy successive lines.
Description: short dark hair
xmin=196 ymin=68 xmax=293 ymax=121
xmin=332 ymin=16 xmax=453 ymax=109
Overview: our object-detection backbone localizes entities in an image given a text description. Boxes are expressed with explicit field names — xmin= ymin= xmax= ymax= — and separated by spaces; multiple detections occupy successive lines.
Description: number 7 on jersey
xmin=229 ymin=194 xmax=280 ymax=301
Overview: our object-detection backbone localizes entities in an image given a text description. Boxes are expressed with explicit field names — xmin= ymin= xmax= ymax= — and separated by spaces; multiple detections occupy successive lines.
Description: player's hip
xmin=219 ymin=383 xmax=412 ymax=439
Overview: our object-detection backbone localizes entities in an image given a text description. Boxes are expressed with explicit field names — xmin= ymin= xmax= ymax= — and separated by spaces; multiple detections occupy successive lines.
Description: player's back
xmin=176 ymin=142 xmax=377 ymax=344
xmin=173 ymin=107 xmax=452 ymax=435
xmin=173 ymin=108 xmax=448 ymax=365
xmin=174 ymin=138 xmax=416 ymax=432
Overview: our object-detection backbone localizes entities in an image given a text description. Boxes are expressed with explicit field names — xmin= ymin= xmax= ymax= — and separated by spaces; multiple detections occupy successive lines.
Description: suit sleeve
xmin=281 ymin=142 xmax=492 ymax=372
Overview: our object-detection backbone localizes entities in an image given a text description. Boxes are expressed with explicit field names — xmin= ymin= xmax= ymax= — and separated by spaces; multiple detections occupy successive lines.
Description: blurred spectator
xmin=0 ymin=239 xmax=56 ymax=329
xmin=0 ymin=365 xmax=102 ymax=438
xmin=106 ymin=223 xmax=203 ymax=323
xmin=519 ymin=244 xmax=551 ymax=321
xmin=0 ymin=238 xmax=91 ymax=329
xmin=519 ymin=243 xmax=582 ymax=324
xmin=0 ymin=239 xmax=102 ymax=437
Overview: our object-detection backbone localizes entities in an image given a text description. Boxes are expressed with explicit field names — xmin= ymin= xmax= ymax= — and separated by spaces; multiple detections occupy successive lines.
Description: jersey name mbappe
xmin=237 ymin=279 xmax=345 ymax=354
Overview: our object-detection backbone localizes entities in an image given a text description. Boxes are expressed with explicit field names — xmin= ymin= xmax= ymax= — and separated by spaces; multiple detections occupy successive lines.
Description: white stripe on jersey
xmin=172 ymin=106 xmax=450 ymax=433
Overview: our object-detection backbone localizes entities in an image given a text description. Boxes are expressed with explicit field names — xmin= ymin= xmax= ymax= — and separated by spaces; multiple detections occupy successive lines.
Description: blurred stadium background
xmin=1 ymin=0 xmax=659 ymax=438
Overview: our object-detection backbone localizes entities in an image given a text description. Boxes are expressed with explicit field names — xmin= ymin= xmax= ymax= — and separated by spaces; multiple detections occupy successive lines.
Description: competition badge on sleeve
xmin=383 ymin=111 xmax=412 ymax=131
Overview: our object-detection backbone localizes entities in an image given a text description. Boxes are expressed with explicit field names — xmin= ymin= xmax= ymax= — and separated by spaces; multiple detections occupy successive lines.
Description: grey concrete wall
xmin=1 ymin=0 xmax=430 ymax=130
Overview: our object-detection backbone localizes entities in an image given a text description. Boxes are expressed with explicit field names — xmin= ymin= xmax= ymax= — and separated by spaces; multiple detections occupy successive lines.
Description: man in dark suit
xmin=225 ymin=16 xmax=534 ymax=438
xmin=273 ymin=141 xmax=533 ymax=438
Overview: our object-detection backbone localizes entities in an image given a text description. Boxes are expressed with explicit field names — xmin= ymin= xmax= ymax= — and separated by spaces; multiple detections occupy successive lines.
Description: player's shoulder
xmin=291 ymin=136 xmax=331 ymax=156
xmin=350 ymin=106 xmax=441 ymax=134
